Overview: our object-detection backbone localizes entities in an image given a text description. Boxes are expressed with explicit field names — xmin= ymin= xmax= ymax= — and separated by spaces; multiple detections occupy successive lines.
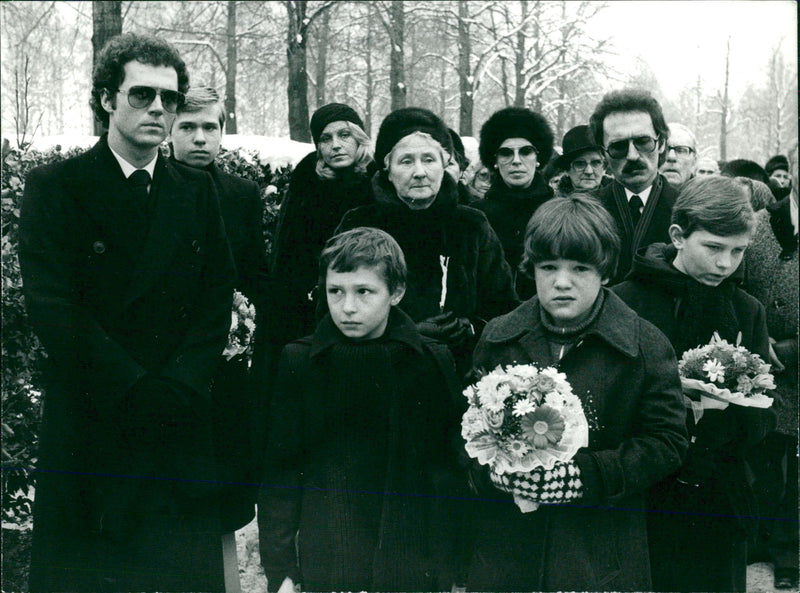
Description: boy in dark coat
xmin=258 ymin=228 xmax=463 ymax=593
xmin=465 ymin=195 xmax=687 ymax=592
xmin=614 ymin=175 xmax=778 ymax=592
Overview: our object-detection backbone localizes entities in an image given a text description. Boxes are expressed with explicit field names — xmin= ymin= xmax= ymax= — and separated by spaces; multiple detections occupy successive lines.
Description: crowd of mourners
xmin=18 ymin=33 xmax=798 ymax=593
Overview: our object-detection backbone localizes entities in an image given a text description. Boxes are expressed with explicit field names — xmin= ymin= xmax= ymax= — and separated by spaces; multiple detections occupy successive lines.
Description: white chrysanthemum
xmin=513 ymin=398 xmax=537 ymax=417
xmin=703 ymin=359 xmax=725 ymax=383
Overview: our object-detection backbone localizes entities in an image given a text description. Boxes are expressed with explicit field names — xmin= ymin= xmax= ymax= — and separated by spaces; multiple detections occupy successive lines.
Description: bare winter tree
xmin=92 ymin=1 xmax=122 ymax=134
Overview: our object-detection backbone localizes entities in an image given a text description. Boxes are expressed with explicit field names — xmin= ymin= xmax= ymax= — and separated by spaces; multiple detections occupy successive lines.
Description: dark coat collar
xmin=309 ymin=306 xmax=424 ymax=357
xmin=481 ymin=288 xmax=640 ymax=359
xmin=767 ymin=196 xmax=798 ymax=256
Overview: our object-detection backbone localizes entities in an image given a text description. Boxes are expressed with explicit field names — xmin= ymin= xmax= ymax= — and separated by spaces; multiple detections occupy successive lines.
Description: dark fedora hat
xmin=555 ymin=125 xmax=604 ymax=170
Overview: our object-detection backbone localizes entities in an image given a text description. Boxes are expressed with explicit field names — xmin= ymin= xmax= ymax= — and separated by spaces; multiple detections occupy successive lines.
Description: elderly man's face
xmin=603 ymin=111 xmax=664 ymax=194
xmin=660 ymin=127 xmax=697 ymax=188
xmin=695 ymin=157 xmax=720 ymax=176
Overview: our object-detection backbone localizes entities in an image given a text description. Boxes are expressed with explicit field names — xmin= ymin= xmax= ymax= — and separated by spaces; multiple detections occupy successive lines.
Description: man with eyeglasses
xmin=552 ymin=124 xmax=608 ymax=196
xmin=21 ymin=33 xmax=235 ymax=591
xmin=589 ymin=89 xmax=679 ymax=284
xmin=659 ymin=122 xmax=697 ymax=191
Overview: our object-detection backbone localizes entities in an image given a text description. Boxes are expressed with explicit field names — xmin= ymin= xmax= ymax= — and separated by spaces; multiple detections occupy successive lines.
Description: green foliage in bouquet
xmin=1 ymin=142 xmax=293 ymax=522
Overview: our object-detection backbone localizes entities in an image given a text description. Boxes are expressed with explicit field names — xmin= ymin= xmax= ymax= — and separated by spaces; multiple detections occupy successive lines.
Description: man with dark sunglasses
xmin=21 ymin=33 xmax=235 ymax=591
xmin=589 ymin=89 xmax=679 ymax=284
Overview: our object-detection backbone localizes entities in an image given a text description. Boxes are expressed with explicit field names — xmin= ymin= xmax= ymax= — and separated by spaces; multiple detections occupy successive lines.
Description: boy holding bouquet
xmin=465 ymin=194 xmax=687 ymax=591
xmin=614 ymin=175 xmax=777 ymax=592
xmin=258 ymin=227 xmax=462 ymax=592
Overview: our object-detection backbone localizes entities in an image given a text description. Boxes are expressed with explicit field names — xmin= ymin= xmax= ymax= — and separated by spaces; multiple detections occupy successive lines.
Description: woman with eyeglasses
xmin=553 ymin=125 xmax=610 ymax=197
xmin=475 ymin=107 xmax=555 ymax=298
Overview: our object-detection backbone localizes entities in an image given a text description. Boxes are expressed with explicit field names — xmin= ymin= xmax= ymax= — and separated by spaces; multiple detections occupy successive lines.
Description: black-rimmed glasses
xmin=667 ymin=145 xmax=695 ymax=157
xmin=115 ymin=86 xmax=185 ymax=113
xmin=570 ymin=158 xmax=605 ymax=173
xmin=496 ymin=145 xmax=537 ymax=163
xmin=606 ymin=136 xmax=658 ymax=159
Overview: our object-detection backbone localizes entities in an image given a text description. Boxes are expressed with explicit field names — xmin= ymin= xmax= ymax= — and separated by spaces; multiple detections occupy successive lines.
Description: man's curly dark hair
xmin=91 ymin=33 xmax=190 ymax=129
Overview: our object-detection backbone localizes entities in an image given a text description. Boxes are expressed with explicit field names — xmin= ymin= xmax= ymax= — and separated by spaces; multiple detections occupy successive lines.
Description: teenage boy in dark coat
xmin=589 ymin=89 xmax=679 ymax=284
xmin=170 ymin=86 xmax=269 ymax=570
xmin=20 ymin=35 xmax=236 ymax=591
xmin=259 ymin=228 xmax=463 ymax=592
xmin=614 ymin=176 xmax=777 ymax=592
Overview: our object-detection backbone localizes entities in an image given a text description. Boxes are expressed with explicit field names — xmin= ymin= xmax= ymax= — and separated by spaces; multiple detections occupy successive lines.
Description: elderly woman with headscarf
xmin=475 ymin=107 xmax=555 ymax=298
xmin=335 ymin=107 xmax=518 ymax=368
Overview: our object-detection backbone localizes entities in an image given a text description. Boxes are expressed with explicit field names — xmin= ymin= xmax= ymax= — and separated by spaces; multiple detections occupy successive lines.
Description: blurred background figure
xmin=696 ymin=156 xmax=720 ymax=176
xmin=463 ymin=162 xmax=492 ymax=203
xmin=721 ymin=159 xmax=774 ymax=210
xmin=553 ymin=124 xmax=607 ymax=196
xmin=765 ymin=154 xmax=793 ymax=201
xmin=659 ymin=122 xmax=697 ymax=191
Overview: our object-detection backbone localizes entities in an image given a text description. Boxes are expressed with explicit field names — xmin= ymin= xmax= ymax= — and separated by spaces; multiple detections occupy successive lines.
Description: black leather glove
xmin=417 ymin=312 xmax=474 ymax=344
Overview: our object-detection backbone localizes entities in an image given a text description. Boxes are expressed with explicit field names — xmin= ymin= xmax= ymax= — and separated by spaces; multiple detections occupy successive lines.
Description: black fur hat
xmin=374 ymin=107 xmax=453 ymax=169
xmin=479 ymin=107 xmax=554 ymax=168
xmin=720 ymin=159 xmax=769 ymax=185
xmin=765 ymin=154 xmax=789 ymax=176
xmin=310 ymin=103 xmax=364 ymax=145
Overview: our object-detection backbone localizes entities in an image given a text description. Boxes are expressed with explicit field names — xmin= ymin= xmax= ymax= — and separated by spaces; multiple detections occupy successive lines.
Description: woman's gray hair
xmin=315 ymin=121 xmax=374 ymax=180
xmin=382 ymin=131 xmax=448 ymax=174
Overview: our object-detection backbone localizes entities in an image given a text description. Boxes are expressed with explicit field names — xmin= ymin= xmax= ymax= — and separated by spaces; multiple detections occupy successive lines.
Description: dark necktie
xmin=629 ymin=194 xmax=643 ymax=229
xmin=128 ymin=169 xmax=151 ymax=213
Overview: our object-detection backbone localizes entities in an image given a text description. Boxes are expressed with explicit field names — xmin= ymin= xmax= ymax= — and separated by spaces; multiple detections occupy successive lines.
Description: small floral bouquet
xmin=223 ymin=290 xmax=257 ymax=362
xmin=679 ymin=332 xmax=774 ymax=421
xmin=462 ymin=363 xmax=589 ymax=512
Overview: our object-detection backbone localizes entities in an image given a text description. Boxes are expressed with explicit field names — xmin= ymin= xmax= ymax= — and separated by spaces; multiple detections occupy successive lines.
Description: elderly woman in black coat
xmin=476 ymin=107 xmax=555 ymax=298
xmin=336 ymin=107 xmax=518 ymax=370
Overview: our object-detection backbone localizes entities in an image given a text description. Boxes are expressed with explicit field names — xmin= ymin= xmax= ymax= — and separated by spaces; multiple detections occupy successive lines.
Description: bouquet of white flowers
xmin=462 ymin=363 xmax=589 ymax=512
xmin=679 ymin=332 xmax=774 ymax=422
xmin=223 ymin=290 xmax=256 ymax=362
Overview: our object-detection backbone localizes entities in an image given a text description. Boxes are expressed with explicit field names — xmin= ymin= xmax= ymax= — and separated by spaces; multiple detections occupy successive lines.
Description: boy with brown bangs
xmin=258 ymin=227 xmax=462 ymax=593
xmin=465 ymin=194 xmax=687 ymax=591
xmin=614 ymin=175 xmax=777 ymax=592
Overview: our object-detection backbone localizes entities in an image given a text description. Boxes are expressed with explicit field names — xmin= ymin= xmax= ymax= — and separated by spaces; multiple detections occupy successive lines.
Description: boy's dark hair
xmin=589 ymin=88 xmax=669 ymax=149
xmin=91 ymin=33 xmax=190 ymax=128
xmin=319 ymin=227 xmax=407 ymax=293
xmin=520 ymin=194 xmax=620 ymax=282
xmin=671 ymin=176 xmax=756 ymax=237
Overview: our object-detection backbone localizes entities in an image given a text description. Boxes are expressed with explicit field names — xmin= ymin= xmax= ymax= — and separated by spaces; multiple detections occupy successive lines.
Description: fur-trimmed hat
xmin=310 ymin=103 xmax=364 ymax=145
xmin=479 ymin=107 xmax=554 ymax=168
xmin=765 ymin=154 xmax=789 ymax=176
xmin=374 ymin=107 xmax=453 ymax=169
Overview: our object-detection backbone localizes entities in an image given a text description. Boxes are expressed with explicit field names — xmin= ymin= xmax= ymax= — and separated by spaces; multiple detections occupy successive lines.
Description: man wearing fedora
xmin=553 ymin=124 xmax=609 ymax=197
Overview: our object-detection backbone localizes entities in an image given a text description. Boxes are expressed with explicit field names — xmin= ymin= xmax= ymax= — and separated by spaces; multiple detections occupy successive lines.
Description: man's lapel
xmin=79 ymin=138 xmax=150 ymax=266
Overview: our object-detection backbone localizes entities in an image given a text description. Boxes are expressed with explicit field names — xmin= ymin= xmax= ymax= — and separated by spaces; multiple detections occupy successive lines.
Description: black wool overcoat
xmin=21 ymin=137 xmax=236 ymax=592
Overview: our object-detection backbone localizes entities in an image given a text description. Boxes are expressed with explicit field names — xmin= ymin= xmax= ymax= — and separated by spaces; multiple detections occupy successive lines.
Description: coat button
xmin=192 ymin=240 xmax=201 ymax=253
xmin=92 ymin=241 xmax=106 ymax=254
